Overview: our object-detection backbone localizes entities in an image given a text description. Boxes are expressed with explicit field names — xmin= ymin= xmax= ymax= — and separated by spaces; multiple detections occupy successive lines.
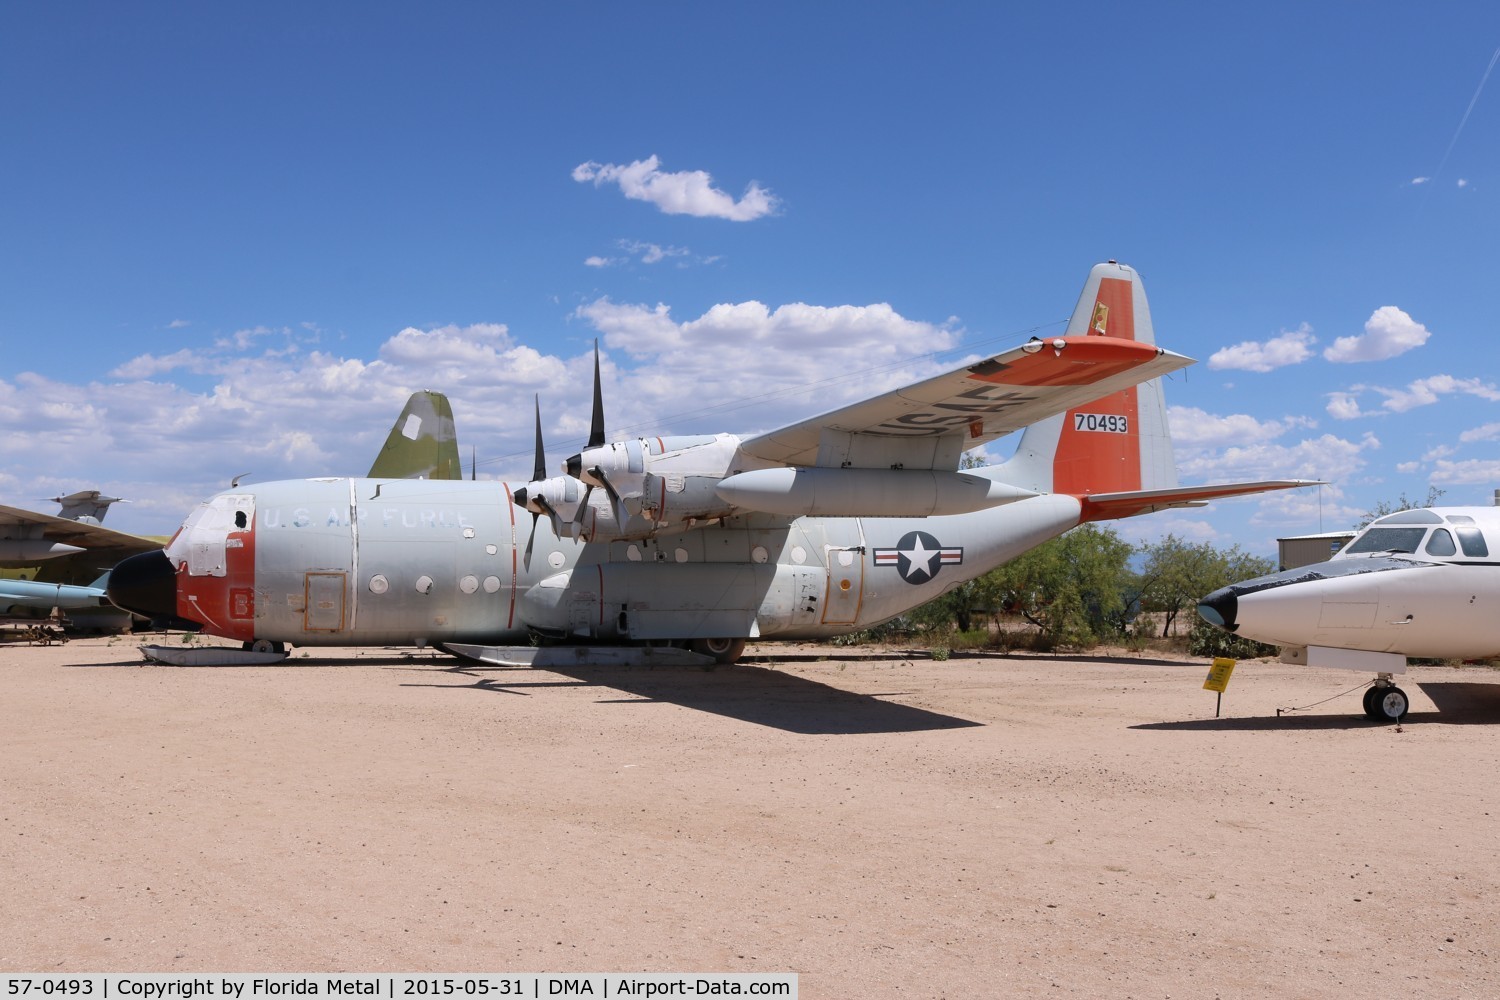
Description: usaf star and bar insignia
xmin=872 ymin=530 xmax=964 ymax=585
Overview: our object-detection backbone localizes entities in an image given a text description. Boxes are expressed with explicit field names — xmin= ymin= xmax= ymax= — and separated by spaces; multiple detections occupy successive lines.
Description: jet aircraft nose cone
xmin=107 ymin=550 xmax=199 ymax=629
xmin=1196 ymin=588 xmax=1239 ymax=632
xmin=564 ymin=454 xmax=582 ymax=479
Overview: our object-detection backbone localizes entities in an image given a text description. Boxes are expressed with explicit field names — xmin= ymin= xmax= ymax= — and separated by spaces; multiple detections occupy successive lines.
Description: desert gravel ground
xmin=3 ymin=636 xmax=1499 ymax=998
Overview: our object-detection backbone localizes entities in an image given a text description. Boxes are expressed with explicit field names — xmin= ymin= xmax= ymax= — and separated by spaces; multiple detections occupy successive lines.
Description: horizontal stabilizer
xmin=1078 ymin=480 xmax=1322 ymax=522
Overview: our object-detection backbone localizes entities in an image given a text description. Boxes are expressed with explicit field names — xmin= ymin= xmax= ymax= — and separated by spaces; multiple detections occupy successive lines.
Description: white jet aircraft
xmin=107 ymin=262 xmax=1313 ymax=666
xmin=1199 ymin=505 xmax=1500 ymax=722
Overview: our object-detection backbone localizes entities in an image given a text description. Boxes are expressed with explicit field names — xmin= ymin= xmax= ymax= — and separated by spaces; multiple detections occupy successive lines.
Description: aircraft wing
xmin=0 ymin=503 xmax=163 ymax=566
xmin=736 ymin=336 xmax=1192 ymax=471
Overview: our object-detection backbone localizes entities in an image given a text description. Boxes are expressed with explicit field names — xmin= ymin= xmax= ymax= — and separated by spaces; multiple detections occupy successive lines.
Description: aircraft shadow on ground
xmin=1132 ymin=680 xmax=1500 ymax=731
xmin=746 ymin=649 xmax=1194 ymax=668
xmin=399 ymin=660 xmax=983 ymax=735
xmin=65 ymin=652 xmax=454 ymax=669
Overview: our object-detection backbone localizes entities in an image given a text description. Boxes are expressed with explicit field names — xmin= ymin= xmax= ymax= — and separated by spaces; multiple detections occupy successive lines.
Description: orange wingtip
xmin=967 ymin=336 xmax=1161 ymax=387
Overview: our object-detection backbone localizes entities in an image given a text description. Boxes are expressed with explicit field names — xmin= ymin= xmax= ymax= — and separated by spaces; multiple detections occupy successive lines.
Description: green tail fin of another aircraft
xmin=368 ymin=391 xmax=463 ymax=480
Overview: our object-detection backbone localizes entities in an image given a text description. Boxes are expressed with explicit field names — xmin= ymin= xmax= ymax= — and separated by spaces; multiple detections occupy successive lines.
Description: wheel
xmin=246 ymin=639 xmax=285 ymax=655
xmin=690 ymin=637 xmax=747 ymax=664
xmin=1362 ymin=685 xmax=1383 ymax=721
xmin=1374 ymin=683 xmax=1404 ymax=722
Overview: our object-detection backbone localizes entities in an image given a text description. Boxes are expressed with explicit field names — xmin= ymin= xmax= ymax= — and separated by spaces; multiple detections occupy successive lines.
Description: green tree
xmin=987 ymin=524 xmax=1135 ymax=647
xmin=1138 ymin=535 xmax=1275 ymax=637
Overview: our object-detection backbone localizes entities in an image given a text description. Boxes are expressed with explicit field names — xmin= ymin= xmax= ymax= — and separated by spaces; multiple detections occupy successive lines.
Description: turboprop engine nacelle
xmin=714 ymin=467 xmax=1038 ymax=518
xmin=561 ymin=433 xmax=744 ymax=534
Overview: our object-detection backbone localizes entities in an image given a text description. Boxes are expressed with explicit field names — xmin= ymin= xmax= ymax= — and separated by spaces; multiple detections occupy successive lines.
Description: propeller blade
xmin=590 ymin=466 xmax=629 ymax=529
xmin=534 ymin=494 xmax=566 ymax=540
xmin=523 ymin=511 xmax=538 ymax=569
xmin=531 ymin=395 xmax=548 ymax=483
xmin=586 ymin=340 xmax=606 ymax=450
xmin=573 ymin=484 xmax=594 ymax=526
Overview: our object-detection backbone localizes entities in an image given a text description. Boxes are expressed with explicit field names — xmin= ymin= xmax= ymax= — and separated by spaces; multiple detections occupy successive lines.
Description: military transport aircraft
xmin=107 ymin=262 xmax=1314 ymax=665
xmin=1198 ymin=503 xmax=1500 ymax=722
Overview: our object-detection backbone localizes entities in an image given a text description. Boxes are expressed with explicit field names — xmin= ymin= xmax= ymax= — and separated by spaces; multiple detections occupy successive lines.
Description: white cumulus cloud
xmin=1460 ymin=422 xmax=1500 ymax=443
xmin=1323 ymin=306 xmax=1431 ymax=363
xmin=572 ymin=297 xmax=962 ymax=435
xmin=1206 ymin=324 xmax=1316 ymax=372
xmin=572 ymin=155 xmax=779 ymax=221
xmin=1326 ymin=391 xmax=1364 ymax=420
xmin=1167 ymin=407 xmax=1315 ymax=447
xmin=1371 ymin=375 xmax=1500 ymax=413
xmin=1325 ymin=376 xmax=1500 ymax=418
xmin=1431 ymin=458 xmax=1500 ymax=485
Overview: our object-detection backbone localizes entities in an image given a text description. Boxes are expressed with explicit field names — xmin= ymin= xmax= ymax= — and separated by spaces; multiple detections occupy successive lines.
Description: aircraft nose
xmin=1197 ymin=587 xmax=1239 ymax=632
xmin=107 ymin=550 xmax=199 ymax=628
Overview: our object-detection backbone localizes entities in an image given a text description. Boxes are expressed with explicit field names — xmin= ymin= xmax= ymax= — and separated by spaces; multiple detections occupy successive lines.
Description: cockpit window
xmin=1425 ymin=529 xmax=1457 ymax=557
xmin=1373 ymin=509 xmax=1443 ymax=525
xmin=1344 ymin=526 xmax=1427 ymax=555
xmin=1446 ymin=514 xmax=1476 ymax=525
xmin=1457 ymin=527 xmax=1489 ymax=558
xmin=162 ymin=493 xmax=255 ymax=577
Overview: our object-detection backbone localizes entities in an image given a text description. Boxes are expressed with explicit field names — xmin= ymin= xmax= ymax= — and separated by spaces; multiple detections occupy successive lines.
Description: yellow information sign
xmin=1203 ymin=657 xmax=1236 ymax=692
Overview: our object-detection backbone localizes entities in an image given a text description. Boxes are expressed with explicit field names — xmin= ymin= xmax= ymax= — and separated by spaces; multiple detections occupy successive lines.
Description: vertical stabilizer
xmin=995 ymin=261 xmax=1178 ymax=496
xmin=52 ymin=491 xmax=126 ymax=526
xmin=368 ymin=391 xmax=463 ymax=480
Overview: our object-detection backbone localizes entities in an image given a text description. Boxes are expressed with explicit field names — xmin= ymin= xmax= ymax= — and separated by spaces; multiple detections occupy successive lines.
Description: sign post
xmin=1203 ymin=657 xmax=1236 ymax=718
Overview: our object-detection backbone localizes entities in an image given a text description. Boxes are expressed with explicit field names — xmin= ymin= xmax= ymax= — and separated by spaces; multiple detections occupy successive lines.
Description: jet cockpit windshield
xmin=1340 ymin=508 xmax=1490 ymax=560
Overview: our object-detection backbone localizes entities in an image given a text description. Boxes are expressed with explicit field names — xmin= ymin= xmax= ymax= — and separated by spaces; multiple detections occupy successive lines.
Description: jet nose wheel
xmin=1363 ymin=684 xmax=1410 ymax=723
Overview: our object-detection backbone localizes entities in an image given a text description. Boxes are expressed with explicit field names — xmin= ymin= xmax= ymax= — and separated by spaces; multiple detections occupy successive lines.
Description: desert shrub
xmin=1186 ymin=619 xmax=1278 ymax=659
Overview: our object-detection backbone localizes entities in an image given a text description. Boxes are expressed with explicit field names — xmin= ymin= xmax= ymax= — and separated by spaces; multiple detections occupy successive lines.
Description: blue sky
xmin=3 ymin=3 xmax=1499 ymax=555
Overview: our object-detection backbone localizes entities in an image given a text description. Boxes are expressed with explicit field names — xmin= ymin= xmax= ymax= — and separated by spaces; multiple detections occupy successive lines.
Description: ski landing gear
xmin=1362 ymin=674 xmax=1409 ymax=723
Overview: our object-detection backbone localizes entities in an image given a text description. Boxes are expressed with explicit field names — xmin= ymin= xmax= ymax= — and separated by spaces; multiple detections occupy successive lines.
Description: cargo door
xmin=304 ymin=572 xmax=347 ymax=632
xmin=821 ymin=546 xmax=864 ymax=625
